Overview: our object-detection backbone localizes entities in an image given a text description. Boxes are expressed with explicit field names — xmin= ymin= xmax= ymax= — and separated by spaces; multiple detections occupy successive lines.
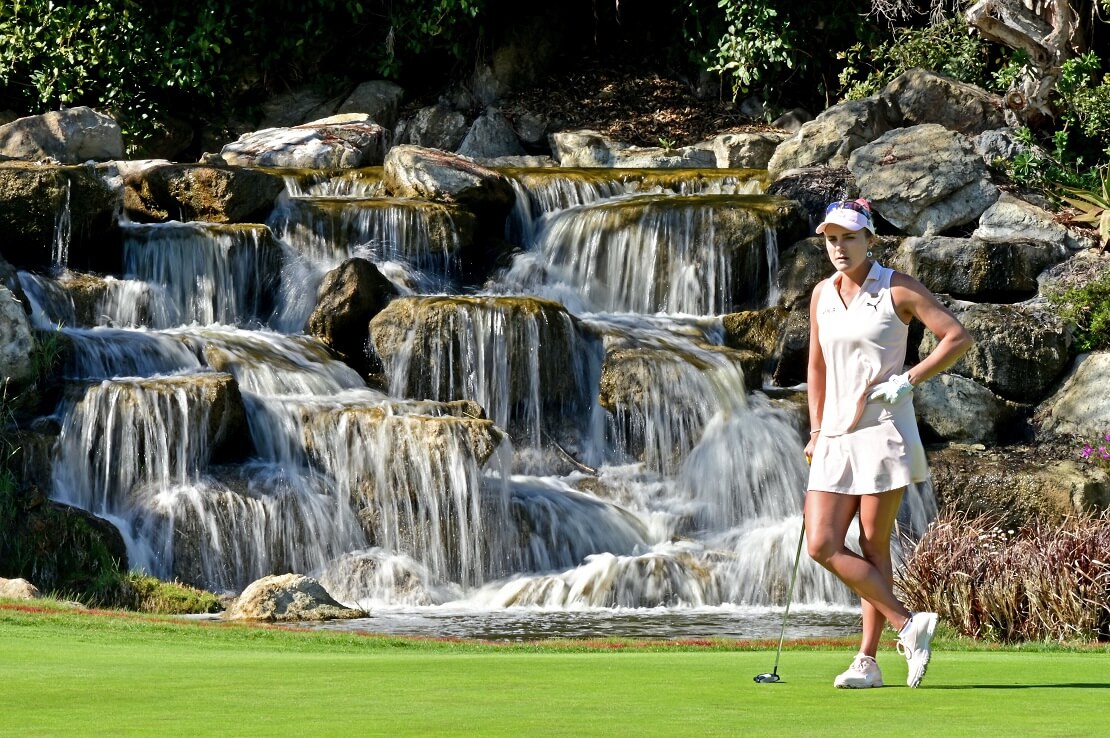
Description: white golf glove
xmin=868 ymin=372 xmax=914 ymax=403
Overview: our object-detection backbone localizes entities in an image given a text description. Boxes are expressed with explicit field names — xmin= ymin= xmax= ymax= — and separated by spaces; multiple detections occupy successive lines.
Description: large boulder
xmin=881 ymin=68 xmax=1008 ymax=135
xmin=766 ymin=98 xmax=893 ymax=179
xmin=0 ymin=107 xmax=123 ymax=163
xmin=850 ymin=124 xmax=1000 ymax=236
xmin=712 ymin=132 xmax=790 ymax=169
xmin=914 ymin=372 xmax=1021 ymax=444
xmin=394 ymin=103 xmax=469 ymax=152
xmin=382 ymin=145 xmax=515 ymax=228
xmin=974 ymin=192 xmax=1096 ymax=252
xmin=122 ymin=163 xmax=284 ymax=224
xmin=920 ymin=301 xmax=1071 ymax=403
xmin=225 ymin=574 xmax=365 ymax=621
xmin=929 ymin=445 xmax=1110 ymax=527
xmin=307 ymin=257 xmax=398 ymax=376
xmin=217 ymin=115 xmax=387 ymax=169
xmin=0 ymin=163 xmax=120 ymax=271
xmin=892 ymin=235 xmax=1067 ymax=301
xmin=0 ymin=577 xmax=42 ymax=600
xmin=1033 ymin=352 xmax=1110 ymax=444
xmin=369 ymin=295 xmax=595 ymax=442
xmin=336 ymin=80 xmax=405 ymax=131
xmin=549 ymin=129 xmax=717 ymax=169
xmin=457 ymin=108 xmax=526 ymax=159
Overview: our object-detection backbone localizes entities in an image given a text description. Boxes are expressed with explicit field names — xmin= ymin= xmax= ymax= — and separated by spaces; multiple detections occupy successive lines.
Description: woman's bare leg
xmin=856 ymin=488 xmax=905 ymax=657
xmin=804 ymin=490 xmax=911 ymax=631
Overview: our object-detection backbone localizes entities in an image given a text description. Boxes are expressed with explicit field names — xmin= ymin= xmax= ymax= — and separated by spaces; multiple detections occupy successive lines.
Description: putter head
xmin=753 ymin=672 xmax=780 ymax=683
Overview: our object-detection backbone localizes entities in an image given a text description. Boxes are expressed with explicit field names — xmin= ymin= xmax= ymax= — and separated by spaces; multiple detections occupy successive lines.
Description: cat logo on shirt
xmin=862 ymin=292 xmax=882 ymax=311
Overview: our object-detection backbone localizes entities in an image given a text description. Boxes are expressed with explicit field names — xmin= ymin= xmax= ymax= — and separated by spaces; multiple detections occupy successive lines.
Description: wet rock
xmin=122 ymin=163 xmax=284 ymax=224
xmin=369 ymin=295 xmax=593 ymax=441
xmin=225 ymin=574 xmax=365 ymax=621
xmin=307 ymin=257 xmax=398 ymax=375
xmin=384 ymin=145 xmax=514 ymax=212
xmin=774 ymin=237 xmax=833 ymax=309
xmin=0 ymin=163 xmax=121 ymax=271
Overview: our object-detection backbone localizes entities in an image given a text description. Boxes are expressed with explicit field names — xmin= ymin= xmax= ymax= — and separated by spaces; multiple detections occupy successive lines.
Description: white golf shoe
xmin=897 ymin=612 xmax=938 ymax=688
xmin=833 ymin=653 xmax=883 ymax=689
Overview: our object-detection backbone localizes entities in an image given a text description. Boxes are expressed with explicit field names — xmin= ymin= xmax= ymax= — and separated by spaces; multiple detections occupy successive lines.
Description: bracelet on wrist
xmin=809 ymin=429 xmax=821 ymax=436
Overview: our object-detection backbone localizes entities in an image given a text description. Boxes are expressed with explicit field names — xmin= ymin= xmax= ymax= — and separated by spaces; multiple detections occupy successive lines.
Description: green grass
xmin=2 ymin=602 xmax=1108 ymax=737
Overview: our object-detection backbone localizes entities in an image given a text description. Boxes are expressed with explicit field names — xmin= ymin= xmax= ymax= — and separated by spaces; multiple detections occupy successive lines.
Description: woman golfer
xmin=804 ymin=199 xmax=972 ymax=688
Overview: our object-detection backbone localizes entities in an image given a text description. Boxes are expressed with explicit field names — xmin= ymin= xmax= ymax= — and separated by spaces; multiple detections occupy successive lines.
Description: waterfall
xmin=31 ymin=163 xmax=937 ymax=630
xmin=51 ymin=178 xmax=72 ymax=273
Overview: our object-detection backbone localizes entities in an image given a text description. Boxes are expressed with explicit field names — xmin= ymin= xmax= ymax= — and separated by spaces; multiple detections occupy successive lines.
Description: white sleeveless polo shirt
xmin=807 ymin=262 xmax=928 ymax=495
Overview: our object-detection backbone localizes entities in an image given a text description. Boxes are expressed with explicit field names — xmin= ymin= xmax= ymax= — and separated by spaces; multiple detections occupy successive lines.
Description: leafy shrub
xmin=1048 ymin=267 xmax=1110 ymax=352
xmin=837 ymin=14 xmax=990 ymax=100
xmin=115 ymin=573 xmax=223 ymax=614
xmin=0 ymin=0 xmax=486 ymax=153
xmin=898 ymin=511 xmax=1110 ymax=642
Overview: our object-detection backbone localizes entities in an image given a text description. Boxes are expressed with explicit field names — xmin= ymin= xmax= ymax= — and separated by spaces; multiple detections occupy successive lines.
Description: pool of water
xmin=253 ymin=605 xmax=862 ymax=642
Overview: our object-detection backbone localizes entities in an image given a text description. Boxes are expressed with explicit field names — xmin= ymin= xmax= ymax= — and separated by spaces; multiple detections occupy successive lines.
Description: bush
xmin=897 ymin=511 xmax=1110 ymax=643
xmin=837 ymin=14 xmax=990 ymax=100
xmin=0 ymin=0 xmax=485 ymax=153
xmin=115 ymin=573 xmax=223 ymax=614
xmin=1048 ymin=268 xmax=1110 ymax=352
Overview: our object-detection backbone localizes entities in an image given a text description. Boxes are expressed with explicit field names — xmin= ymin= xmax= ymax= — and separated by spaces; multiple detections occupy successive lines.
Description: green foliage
xmin=1048 ymin=267 xmax=1110 ymax=353
xmin=1056 ymin=166 xmax=1110 ymax=251
xmin=837 ymin=14 xmax=989 ymax=100
xmin=706 ymin=0 xmax=795 ymax=101
xmin=1057 ymin=52 xmax=1110 ymax=152
xmin=115 ymin=573 xmax=223 ymax=614
xmin=0 ymin=0 xmax=486 ymax=152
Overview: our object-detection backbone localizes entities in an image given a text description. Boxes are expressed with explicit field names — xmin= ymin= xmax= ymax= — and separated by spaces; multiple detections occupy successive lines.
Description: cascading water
xmin=23 ymin=162 xmax=937 ymax=640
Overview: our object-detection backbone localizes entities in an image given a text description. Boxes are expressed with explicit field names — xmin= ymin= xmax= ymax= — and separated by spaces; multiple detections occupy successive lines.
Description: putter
xmin=754 ymin=517 xmax=806 ymax=683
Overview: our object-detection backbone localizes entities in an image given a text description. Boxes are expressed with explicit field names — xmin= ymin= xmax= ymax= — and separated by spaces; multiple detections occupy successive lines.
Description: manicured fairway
xmin=1 ymin=604 xmax=1106 ymax=737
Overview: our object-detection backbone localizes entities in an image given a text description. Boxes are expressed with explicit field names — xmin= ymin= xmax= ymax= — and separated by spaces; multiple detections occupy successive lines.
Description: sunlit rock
xmin=0 ymin=578 xmax=41 ymax=600
xmin=881 ymin=68 xmax=1007 ymax=135
xmin=974 ymin=192 xmax=1096 ymax=252
xmin=914 ymin=372 xmax=1021 ymax=444
xmin=767 ymin=98 xmax=893 ymax=179
xmin=0 ymin=107 xmax=123 ymax=163
xmin=928 ymin=445 xmax=1110 ymax=527
xmin=225 ymin=574 xmax=365 ymax=621
xmin=383 ymin=145 xmax=515 ymax=226
xmin=218 ymin=115 xmax=388 ymax=169
xmin=850 ymin=124 xmax=1000 ymax=236
xmin=893 ymin=235 xmax=1067 ymax=301
xmin=1034 ymin=352 xmax=1110 ymax=443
